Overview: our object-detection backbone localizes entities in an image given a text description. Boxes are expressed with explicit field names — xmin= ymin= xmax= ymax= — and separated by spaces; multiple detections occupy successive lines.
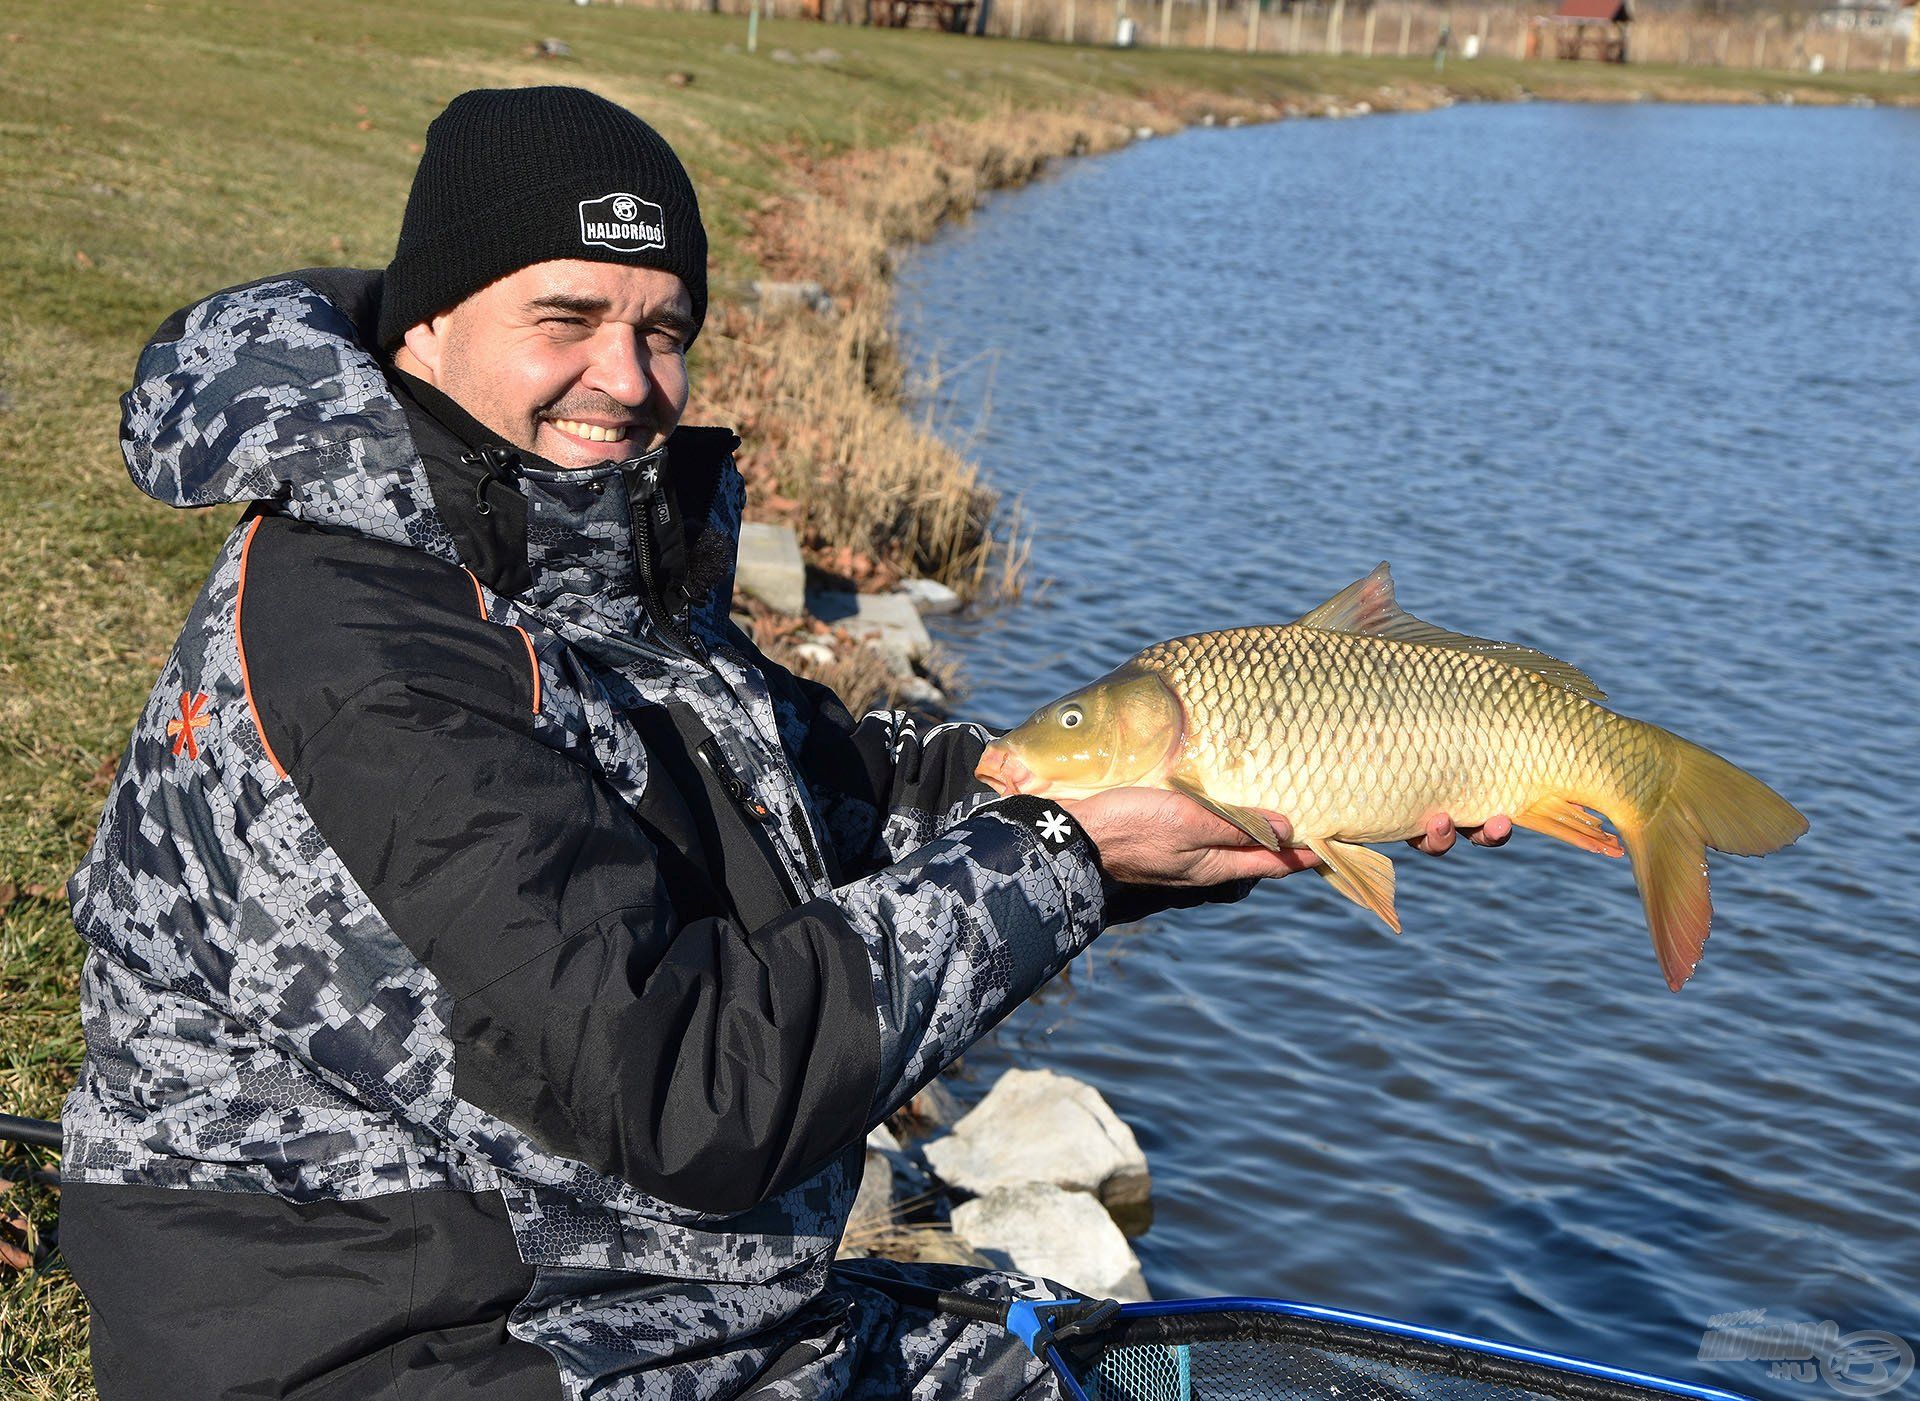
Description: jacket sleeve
xmin=283 ymin=667 xmax=1105 ymax=1216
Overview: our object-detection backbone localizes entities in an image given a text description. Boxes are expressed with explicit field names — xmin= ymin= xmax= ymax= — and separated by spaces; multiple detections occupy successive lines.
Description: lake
xmin=896 ymin=101 xmax=1920 ymax=1399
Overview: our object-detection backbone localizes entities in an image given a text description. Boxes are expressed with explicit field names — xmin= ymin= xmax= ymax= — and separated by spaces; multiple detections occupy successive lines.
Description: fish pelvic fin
xmin=1515 ymin=795 xmax=1625 ymax=858
xmin=1617 ymin=731 xmax=1808 ymax=992
xmin=1305 ymin=837 xmax=1401 ymax=934
xmin=1169 ymin=771 xmax=1283 ymax=850
xmin=1293 ymin=563 xmax=1607 ymax=703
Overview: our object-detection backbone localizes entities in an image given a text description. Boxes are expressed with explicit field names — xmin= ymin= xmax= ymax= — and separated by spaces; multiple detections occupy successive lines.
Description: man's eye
xmin=648 ymin=330 xmax=688 ymax=355
xmin=541 ymin=316 xmax=590 ymax=329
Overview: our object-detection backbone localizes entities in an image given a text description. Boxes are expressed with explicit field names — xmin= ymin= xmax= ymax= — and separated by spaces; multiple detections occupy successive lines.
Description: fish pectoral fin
xmin=1291 ymin=563 xmax=1606 ymax=703
xmin=1168 ymin=772 xmax=1283 ymax=851
xmin=1305 ymin=837 xmax=1401 ymax=933
xmin=1515 ymin=796 xmax=1625 ymax=858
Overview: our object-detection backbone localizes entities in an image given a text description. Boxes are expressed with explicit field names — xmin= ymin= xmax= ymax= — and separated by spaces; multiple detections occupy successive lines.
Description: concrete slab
xmin=736 ymin=522 xmax=806 ymax=615
xmin=812 ymin=590 xmax=932 ymax=677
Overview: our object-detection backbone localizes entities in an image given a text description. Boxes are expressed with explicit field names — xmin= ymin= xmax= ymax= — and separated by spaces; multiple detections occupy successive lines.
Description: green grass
xmin=0 ymin=1 xmax=1910 ymax=1391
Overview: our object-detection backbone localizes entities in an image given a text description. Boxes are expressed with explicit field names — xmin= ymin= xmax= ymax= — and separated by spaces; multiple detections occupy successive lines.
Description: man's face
xmin=398 ymin=259 xmax=695 ymax=468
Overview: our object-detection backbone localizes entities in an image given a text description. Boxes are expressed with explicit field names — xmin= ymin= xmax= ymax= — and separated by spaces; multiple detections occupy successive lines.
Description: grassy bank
xmin=0 ymin=1 xmax=1911 ymax=1390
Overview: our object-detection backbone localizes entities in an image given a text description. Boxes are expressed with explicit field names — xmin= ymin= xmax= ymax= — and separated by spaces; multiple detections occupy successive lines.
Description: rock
xmin=1133 ymin=125 xmax=1155 ymax=140
xmin=924 ymin=1069 xmax=1151 ymax=1233
xmin=951 ymin=1184 xmax=1150 ymax=1301
xmin=866 ymin=1123 xmax=901 ymax=1153
xmin=792 ymin=640 xmax=836 ymax=669
xmin=892 ymin=676 xmax=947 ymax=712
xmin=749 ymin=279 xmax=833 ymax=314
xmin=805 ymin=46 xmax=842 ymax=62
xmin=898 ymin=577 xmax=962 ymax=616
xmin=736 ymin=522 xmax=806 ymax=614
xmin=770 ymin=47 xmax=798 ymax=63
xmin=812 ymin=591 xmax=931 ymax=678
xmin=904 ymin=1078 xmax=963 ymax=1130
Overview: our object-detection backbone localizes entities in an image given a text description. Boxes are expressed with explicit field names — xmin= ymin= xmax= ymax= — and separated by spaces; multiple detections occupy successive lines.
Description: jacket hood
xmin=121 ymin=268 xmax=745 ymax=642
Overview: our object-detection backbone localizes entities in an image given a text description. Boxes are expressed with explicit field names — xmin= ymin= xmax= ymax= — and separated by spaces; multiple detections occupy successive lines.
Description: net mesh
xmin=1068 ymin=1311 xmax=1692 ymax=1401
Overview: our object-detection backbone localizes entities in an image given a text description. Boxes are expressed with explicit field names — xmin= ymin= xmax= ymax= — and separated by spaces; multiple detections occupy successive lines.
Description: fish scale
xmin=977 ymin=564 xmax=1806 ymax=991
xmin=1136 ymin=626 xmax=1629 ymax=844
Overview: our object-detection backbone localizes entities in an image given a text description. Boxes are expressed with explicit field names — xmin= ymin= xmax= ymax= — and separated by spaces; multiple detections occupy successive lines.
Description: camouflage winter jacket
xmin=59 ymin=269 xmax=1111 ymax=1399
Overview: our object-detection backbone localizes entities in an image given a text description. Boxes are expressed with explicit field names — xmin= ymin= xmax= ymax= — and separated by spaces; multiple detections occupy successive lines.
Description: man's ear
xmin=395 ymin=315 xmax=449 ymax=384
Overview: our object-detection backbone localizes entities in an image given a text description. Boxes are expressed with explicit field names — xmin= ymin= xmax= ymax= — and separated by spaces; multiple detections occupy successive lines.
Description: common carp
xmin=974 ymin=564 xmax=1806 ymax=991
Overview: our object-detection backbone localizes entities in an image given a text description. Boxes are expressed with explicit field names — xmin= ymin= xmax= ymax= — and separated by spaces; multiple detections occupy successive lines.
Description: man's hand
xmin=1060 ymin=789 xmax=1319 ymax=888
xmin=1060 ymin=788 xmax=1514 ymax=888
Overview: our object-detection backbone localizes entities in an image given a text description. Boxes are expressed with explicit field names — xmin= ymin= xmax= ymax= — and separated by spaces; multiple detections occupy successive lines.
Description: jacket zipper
xmin=621 ymin=452 xmax=703 ymax=664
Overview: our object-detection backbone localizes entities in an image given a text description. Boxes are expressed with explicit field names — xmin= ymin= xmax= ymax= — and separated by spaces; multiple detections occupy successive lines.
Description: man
xmin=60 ymin=86 xmax=1503 ymax=1399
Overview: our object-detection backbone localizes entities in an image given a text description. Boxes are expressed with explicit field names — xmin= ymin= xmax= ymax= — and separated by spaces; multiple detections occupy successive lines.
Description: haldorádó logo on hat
xmin=579 ymin=192 xmax=666 ymax=253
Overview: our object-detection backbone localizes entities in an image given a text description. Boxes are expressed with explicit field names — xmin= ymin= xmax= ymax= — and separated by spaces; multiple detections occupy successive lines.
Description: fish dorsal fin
xmin=1292 ymin=563 xmax=1608 ymax=703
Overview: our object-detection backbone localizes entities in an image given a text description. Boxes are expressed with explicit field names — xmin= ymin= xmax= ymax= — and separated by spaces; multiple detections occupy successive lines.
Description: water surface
xmin=897 ymin=103 xmax=1920 ymax=1398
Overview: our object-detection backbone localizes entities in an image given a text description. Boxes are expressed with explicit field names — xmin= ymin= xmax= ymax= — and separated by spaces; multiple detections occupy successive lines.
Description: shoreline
xmin=709 ymin=70 xmax=1916 ymax=709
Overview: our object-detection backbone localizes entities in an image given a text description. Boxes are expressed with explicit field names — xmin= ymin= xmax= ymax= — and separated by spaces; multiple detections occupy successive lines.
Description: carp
xmin=975 ymin=564 xmax=1806 ymax=990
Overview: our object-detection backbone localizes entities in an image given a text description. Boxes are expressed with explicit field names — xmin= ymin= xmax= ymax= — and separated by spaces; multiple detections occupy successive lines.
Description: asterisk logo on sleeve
xmin=1037 ymin=811 xmax=1072 ymax=845
xmin=167 ymin=691 xmax=212 ymax=761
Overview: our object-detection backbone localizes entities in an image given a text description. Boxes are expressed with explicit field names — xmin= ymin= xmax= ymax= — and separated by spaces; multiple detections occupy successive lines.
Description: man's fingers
xmin=1409 ymin=813 xmax=1456 ymax=856
xmin=1467 ymin=814 xmax=1513 ymax=847
xmin=1208 ymin=843 xmax=1320 ymax=882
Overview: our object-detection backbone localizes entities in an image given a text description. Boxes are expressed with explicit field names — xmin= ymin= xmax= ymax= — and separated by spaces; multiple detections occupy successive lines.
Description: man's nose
xmin=583 ymin=326 xmax=651 ymax=409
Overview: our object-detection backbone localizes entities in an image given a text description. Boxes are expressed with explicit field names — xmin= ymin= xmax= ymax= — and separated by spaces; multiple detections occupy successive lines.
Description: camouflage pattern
xmin=67 ymin=276 xmax=1106 ymax=1398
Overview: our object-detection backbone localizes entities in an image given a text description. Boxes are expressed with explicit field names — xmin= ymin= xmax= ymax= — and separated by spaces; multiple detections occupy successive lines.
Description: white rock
xmin=923 ymin=1069 xmax=1150 ymax=1230
xmin=792 ymin=640 xmax=836 ymax=669
xmin=898 ymin=576 xmax=963 ymax=616
xmin=749 ymin=278 xmax=833 ymax=313
xmin=813 ymin=591 xmax=931 ymax=678
xmin=866 ymin=1124 xmax=901 ymax=1153
xmin=736 ymin=522 xmax=806 ymax=614
xmin=893 ymin=676 xmax=947 ymax=711
xmin=951 ymin=1184 xmax=1150 ymax=1301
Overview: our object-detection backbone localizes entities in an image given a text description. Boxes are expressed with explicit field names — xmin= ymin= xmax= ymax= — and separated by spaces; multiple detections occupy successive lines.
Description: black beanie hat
xmin=377 ymin=86 xmax=708 ymax=350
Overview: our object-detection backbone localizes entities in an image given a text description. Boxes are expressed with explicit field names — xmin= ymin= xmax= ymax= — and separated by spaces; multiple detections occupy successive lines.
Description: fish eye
xmin=1059 ymin=706 xmax=1083 ymax=729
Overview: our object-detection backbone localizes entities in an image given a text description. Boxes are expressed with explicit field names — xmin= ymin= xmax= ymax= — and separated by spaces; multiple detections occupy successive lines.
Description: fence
xmin=611 ymin=0 xmax=1919 ymax=74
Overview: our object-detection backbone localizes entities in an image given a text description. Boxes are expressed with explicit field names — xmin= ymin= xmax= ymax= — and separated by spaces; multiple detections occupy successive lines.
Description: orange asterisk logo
xmin=167 ymin=691 xmax=211 ymax=760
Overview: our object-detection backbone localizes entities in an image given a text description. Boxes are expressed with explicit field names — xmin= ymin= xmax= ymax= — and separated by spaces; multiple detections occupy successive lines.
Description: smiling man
xmin=58 ymin=86 xmax=1499 ymax=1400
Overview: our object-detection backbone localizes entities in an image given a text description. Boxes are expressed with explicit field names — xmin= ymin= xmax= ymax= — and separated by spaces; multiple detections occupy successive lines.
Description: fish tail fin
xmin=1613 ymin=731 xmax=1807 ymax=992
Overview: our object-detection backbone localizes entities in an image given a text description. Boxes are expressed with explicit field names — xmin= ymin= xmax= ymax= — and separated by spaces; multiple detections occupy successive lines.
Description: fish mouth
xmin=975 ymin=742 xmax=1048 ymax=798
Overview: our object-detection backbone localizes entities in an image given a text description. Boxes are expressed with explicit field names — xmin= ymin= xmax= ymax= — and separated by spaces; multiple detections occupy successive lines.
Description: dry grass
xmin=699 ymin=108 xmax=1155 ymax=600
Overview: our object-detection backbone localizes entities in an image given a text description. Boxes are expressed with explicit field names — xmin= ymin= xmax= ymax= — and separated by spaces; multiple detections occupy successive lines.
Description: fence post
xmin=1752 ymin=25 xmax=1764 ymax=68
xmin=1205 ymin=0 xmax=1218 ymax=47
xmin=1399 ymin=3 xmax=1412 ymax=53
xmin=1159 ymin=0 xmax=1173 ymax=44
xmin=1248 ymin=0 xmax=1263 ymax=50
xmin=1066 ymin=0 xmax=1077 ymax=41
xmin=1327 ymin=0 xmax=1344 ymax=53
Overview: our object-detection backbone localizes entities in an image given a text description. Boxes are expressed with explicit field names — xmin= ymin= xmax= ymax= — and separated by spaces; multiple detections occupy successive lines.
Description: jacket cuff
xmin=972 ymin=794 xmax=1106 ymax=959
